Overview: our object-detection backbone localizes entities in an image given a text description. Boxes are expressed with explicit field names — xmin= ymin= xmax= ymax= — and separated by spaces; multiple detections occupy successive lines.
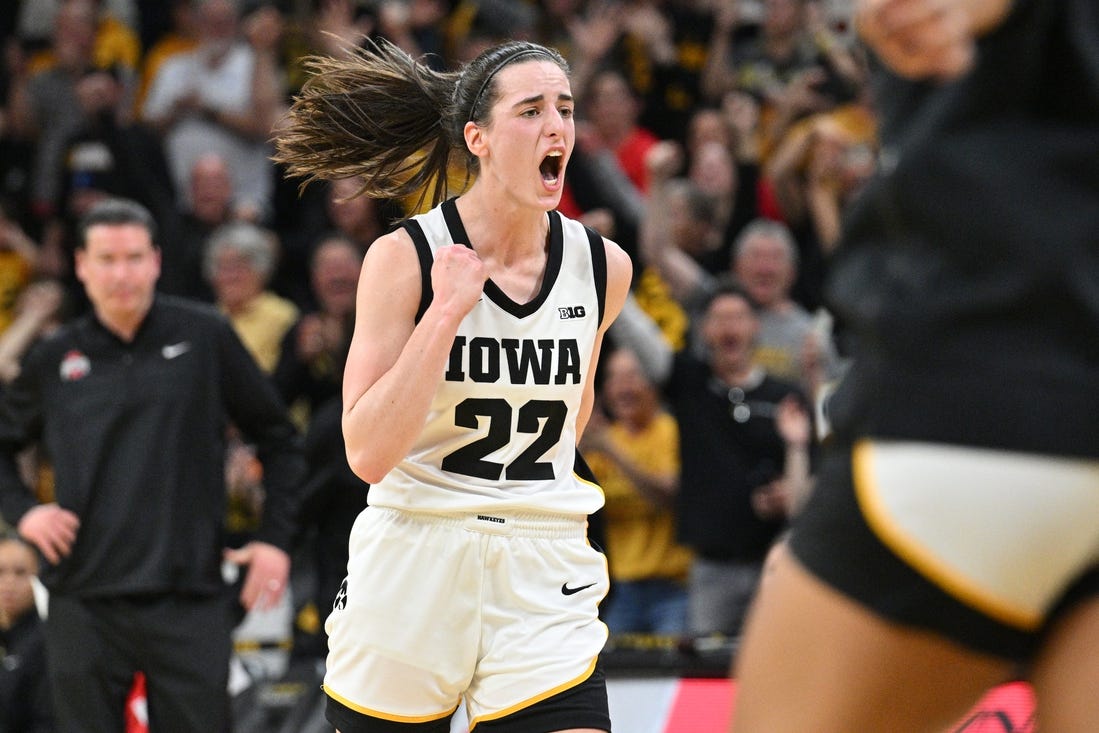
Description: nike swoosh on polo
xmin=161 ymin=342 xmax=192 ymax=359
xmin=561 ymin=582 xmax=596 ymax=596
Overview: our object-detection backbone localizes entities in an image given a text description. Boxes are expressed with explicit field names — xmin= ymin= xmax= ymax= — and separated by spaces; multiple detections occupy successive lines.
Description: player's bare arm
xmin=342 ymin=229 xmax=487 ymax=483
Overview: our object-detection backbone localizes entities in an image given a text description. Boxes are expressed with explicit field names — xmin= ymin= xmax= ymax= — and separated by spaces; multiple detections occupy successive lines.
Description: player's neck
xmin=454 ymin=192 xmax=550 ymax=264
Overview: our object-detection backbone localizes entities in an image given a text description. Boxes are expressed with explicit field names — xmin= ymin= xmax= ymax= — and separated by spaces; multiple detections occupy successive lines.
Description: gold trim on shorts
xmin=466 ymin=656 xmax=598 ymax=731
xmin=851 ymin=439 xmax=1099 ymax=631
xmin=323 ymin=684 xmax=459 ymax=724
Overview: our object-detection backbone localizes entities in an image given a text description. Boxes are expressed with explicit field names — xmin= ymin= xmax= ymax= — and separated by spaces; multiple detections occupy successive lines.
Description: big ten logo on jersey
xmin=445 ymin=336 xmax=582 ymax=385
xmin=558 ymin=305 xmax=586 ymax=319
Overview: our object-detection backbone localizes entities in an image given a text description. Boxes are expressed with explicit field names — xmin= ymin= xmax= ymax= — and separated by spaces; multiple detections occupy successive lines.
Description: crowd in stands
xmin=0 ymin=0 xmax=876 ymax=721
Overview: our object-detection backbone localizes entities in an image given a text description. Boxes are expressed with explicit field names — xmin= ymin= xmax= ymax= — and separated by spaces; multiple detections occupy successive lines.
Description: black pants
xmin=43 ymin=592 xmax=233 ymax=733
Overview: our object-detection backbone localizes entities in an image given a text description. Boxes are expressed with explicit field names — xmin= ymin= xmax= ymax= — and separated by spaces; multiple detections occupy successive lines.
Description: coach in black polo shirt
xmin=0 ymin=198 xmax=307 ymax=732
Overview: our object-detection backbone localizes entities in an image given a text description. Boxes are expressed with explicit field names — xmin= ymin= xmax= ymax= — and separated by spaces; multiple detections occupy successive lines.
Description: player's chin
xmin=535 ymin=177 xmax=565 ymax=209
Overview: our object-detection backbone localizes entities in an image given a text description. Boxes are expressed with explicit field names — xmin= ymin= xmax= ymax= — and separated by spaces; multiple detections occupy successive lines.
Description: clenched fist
xmin=431 ymin=244 xmax=487 ymax=321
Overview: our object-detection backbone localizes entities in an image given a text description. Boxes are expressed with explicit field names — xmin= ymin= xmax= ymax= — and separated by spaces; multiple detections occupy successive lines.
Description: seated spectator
xmin=0 ymin=532 xmax=53 ymax=733
xmin=322 ymin=177 xmax=392 ymax=254
xmin=160 ymin=152 xmax=249 ymax=302
xmin=272 ymin=177 xmax=399 ymax=308
xmin=581 ymin=347 xmax=691 ymax=636
xmin=204 ymin=221 xmax=298 ymax=373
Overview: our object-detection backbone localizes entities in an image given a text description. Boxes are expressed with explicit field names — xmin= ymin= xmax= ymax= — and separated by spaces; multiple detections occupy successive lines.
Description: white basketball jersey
xmin=367 ymin=199 xmax=608 ymax=516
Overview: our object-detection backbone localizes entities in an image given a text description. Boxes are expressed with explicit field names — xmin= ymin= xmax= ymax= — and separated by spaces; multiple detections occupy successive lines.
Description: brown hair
xmin=273 ymin=39 xmax=569 ymax=214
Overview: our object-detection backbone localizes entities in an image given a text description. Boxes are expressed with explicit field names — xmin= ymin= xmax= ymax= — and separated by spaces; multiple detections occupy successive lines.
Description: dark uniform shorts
xmin=788 ymin=438 xmax=1099 ymax=662
xmin=327 ymin=664 xmax=610 ymax=733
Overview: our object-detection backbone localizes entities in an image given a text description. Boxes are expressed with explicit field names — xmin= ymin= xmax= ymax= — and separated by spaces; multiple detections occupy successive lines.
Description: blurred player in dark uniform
xmin=731 ymin=1 xmax=1099 ymax=731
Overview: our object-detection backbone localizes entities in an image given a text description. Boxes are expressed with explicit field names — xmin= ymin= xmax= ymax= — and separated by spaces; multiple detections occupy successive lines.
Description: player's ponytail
xmin=274 ymin=39 xmax=461 ymax=212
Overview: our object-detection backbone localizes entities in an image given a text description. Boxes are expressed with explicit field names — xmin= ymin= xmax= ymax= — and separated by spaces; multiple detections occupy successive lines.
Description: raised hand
xmin=431 ymin=244 xmax=487 ymax=322
xmin=855 ymin=0 xmax=1011 ymax=80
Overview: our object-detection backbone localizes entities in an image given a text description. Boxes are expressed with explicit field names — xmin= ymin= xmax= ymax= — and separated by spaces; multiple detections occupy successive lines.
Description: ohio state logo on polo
xmin=59 ymin=350 xmax=91 ymax=381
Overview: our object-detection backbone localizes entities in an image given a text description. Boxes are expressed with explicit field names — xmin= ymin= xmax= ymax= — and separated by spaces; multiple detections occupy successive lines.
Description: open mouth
xmin=540 ymin=151 xmax=563 ymax=185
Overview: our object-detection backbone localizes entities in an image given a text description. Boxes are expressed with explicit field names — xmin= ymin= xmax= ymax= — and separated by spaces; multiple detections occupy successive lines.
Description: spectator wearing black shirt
xmin=610 ymin=282 xmax=813 ymax=636
xmin=273 ymin=234 xmax=361 ymax=419
xmin=0 ymin=198 xmax=306 ymax=732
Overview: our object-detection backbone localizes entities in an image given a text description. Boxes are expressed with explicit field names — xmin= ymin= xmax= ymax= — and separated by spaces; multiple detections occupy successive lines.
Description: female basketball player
xmin=730 ymin=0 xmax=1099 ymax=731
xmin=275 ymin=40 xmax=631 ymax=733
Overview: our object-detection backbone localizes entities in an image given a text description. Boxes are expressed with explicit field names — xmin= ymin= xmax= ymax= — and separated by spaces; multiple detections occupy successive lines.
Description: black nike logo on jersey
xmin=561 ymin=582 xmax=596 ymax=596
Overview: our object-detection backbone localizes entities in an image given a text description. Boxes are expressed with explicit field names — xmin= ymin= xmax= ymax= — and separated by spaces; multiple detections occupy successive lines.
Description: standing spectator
xmin=702 ymin=0 xmax=861 ymax=162
xmin=204 ymin=220 xmax=299 ymax=374
xmin=610 ymin=283 xmax=813 ymax=636
xmin=762 ymin=106 xmax=877 ymax=309
xmin=580 ymin=68 xmax=660 ymax=195
xmin=134 ymin=0 xmax=199 ymax=113
xmin=681 ymin=101 xmax=765 ymax=266
xmin=0 ymin=198 xmax=306 ymax=732
xmin=619 ymin=0 xmax=717 ymax=143
xmin=0 ymin=532 xmax=53 ymax=733
xmin=581 ymin=347 xmax=692 ymax=636
xmin=729 ymin=218 xmax=841 ymax=388
xmin=55 ymin=67 xmax=176 ymax=226
xmin=640 ymin=147 xmax=843 ymax=394
xmin=45 ymin=64 xmax=177 ymax=312
xmin=141 ymin=0 xmax=283 ymax=223
xmin=560 ymin=66 xmax=660 ymax=253
xmin=17 ymin=0 xmax=139 ymax=67
xmin=7 ymin=0 xmax=120 ymax=222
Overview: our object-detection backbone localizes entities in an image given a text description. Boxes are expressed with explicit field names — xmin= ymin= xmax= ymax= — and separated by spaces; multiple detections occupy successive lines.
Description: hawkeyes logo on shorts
xmin=333 ymin=578 xmax=348 ymax=610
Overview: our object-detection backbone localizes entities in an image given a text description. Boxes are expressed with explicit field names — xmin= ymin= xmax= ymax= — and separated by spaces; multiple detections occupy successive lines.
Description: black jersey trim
xmin=401 ymin=218 xmax=435 ymax=324
xmin=583 ymin=226 xmax=607 ymax=327
xmin=440 ymin=198 xmax=563 ymax=319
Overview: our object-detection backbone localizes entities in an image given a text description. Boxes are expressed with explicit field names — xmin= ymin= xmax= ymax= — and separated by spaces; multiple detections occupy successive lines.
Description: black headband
xmin=467 ymin=48 xmax=551 ymax=122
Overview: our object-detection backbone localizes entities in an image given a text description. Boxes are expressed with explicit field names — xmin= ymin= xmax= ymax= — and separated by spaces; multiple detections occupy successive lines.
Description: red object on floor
xmin=125 ymin=672 xmax=148 ymax=733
